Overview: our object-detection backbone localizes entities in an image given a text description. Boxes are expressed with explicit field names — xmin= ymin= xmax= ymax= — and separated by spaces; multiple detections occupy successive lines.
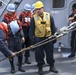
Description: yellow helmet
xmin=35 ymin=1 xmax=44 ymax=9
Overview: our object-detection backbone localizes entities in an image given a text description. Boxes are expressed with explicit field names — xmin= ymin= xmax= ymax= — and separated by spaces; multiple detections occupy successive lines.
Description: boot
xmin=38 ymin=65 xmax=43 ymax=74
xmin=49 ymin=66 xmax=58 ymax=73
xmin=68 ymin=52 xmax=75 ymax=58
xmin=9 ymin=58 xmax=15 ymax=74
xmin=25 ymin=57 xmax=31 ymax=64
xmin=68 ymin=54 xmax=75 ymax=58
xmin=68 ymin=48 xmax=76 ymax=58
xmin=18 ymin=64 xmax=25 ymax=72
xmin=18 ymin=56 xmax=25 ymax=72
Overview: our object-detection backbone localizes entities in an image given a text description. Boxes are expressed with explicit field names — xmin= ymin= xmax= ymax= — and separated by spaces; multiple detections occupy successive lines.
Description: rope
xmin=0 ymin=24 xmax=76 ymax=62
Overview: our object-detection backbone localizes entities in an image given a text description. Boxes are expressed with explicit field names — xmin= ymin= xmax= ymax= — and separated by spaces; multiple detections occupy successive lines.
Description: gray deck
xmin=0 ymin=50 xmax=76 ymax=75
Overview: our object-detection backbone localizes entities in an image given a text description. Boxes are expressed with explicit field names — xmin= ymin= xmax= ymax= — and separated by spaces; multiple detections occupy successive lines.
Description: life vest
xmin=20 ymin=11 xmax=32 ymax=27
xmin=4 ymin=12 xmax=18 ymax=24
xmin=34 ymin=12 xmax=52 ymax=37
xmin=0 ymin=22 xmax=8 ymax=39
xmin=4 ymin=12 xmax=22 ymax=30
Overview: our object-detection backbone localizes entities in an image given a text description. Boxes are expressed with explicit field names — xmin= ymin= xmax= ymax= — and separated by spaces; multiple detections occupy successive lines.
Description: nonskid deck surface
xmin=0 ymin=49 xmax=76 ymax=75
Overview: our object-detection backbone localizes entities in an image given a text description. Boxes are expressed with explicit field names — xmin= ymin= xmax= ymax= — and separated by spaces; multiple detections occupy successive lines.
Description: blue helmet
xmin=7 ymin=3 xmax=15 ymax=12
xmin=24 ymin=4 xmax=31 ymax=11
xmin=31 ymin=3 xmax=35 ymax=12
xmin=9 ymin=20 xmax=19 ymax=35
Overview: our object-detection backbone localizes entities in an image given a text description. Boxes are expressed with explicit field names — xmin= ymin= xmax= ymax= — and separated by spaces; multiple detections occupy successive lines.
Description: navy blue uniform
xmin=29 ymin=15 xmax=56 ymax=66
xmin=2 ymin=17 xmax=25 ymax=73
xmin=19 ymin=14 xmax=31 ymax=63
xmin=20 ymin=15 xmax=30 ymax=56
xmin=0 ymin=29 xmax=12 ymax=57
xmin=68 ymin=13 xmax=76 ymax=57
xmin=2 ymin=18 xmax=24 ymax=56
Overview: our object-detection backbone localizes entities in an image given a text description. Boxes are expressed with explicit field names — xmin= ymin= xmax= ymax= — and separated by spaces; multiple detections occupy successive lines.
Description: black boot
xmin=49 ymin=66 xmax=58 ymax=73
xmin=68 ymin=52 xmax=75 ymax=58
xmin=18 ymin=56 xmax=25 ymax=72
xmin=68 ymin=54 xmax=75 ymax=58
xmin=25 ymin=57 xmax=31 ymax=64
xmin=18 ymin=64 xmax=25 ymax=72
xmin=68 ymin=48 xmax=75 ymax=58
xmin=9 ymin=58 xmax=15 ymax=74
xmin=38 ymin=65 xmax=43 ymax=74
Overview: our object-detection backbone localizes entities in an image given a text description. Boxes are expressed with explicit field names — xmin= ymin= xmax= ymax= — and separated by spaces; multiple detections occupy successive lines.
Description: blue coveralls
xmin=29 ymin=15 xmax=56 ymax=67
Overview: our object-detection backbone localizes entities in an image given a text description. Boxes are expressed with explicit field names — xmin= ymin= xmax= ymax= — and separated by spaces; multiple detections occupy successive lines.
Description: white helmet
xmin=7 ymin=3 xmax=15 ymax=12
xmin=24 ymin=4 xmax=31 ymax=11
xmin=31 ymin=3 xmax=35 ymax=12
xmin=9 ymin=20 xmax=19 ymax=35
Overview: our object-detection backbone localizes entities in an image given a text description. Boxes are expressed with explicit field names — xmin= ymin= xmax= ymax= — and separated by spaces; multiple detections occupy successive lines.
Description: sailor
xmin=19 ymin=4 xmax=32 ymax=64
xmin=29 ymin=1 xmax=58 ymax=74
xmin=2 ymin=3 xmax=25 ymax=73
xmin=68 ymin=4 xmax=76 ymax=58
xmin=31 ymin=3 xmax=37 ymax=15
xmin=0 ymin=22 xmax=16 ymax=58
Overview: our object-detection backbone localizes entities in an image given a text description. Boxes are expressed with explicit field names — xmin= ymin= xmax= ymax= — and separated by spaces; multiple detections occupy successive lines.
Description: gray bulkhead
xmin=0 ymin=0 xmax=76 ymax=48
